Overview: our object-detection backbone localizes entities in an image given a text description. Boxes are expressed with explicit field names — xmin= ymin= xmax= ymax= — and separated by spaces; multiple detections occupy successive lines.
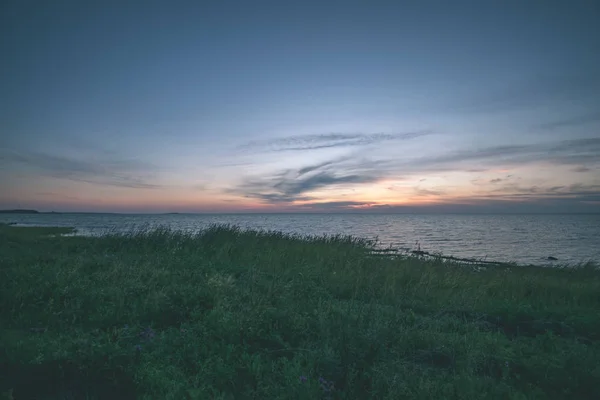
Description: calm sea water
xmin=1 ymin=213 xmax=599 ymax=266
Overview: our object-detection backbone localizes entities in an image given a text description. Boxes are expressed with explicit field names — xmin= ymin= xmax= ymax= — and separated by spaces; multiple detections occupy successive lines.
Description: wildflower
xmin=299 ymin=375 xmax=307 ymax=383
xmin=140 ymin=326 xmax=156 ymax=341
xmin=318 ymin=377 xmax=334 ymax=393
xmin=319 ymin=376 xmax=334 ymax=396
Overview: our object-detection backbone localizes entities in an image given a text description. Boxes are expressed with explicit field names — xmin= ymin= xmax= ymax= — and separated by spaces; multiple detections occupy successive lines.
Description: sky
xmin=1 ymin=0 xmax=599 ymax=213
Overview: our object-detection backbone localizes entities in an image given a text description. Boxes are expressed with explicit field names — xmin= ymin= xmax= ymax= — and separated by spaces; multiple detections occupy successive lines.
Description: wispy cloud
xmin=352 ymin=137 xmax=600 ymax=177
xmin=408 ymin=137 xmax=600 ymax=170
xmin=296 ymin=201 xmax=374 ymax=210
xmin=455 ymin=72 xmax=600 ymax=114
xmin=537 ymin=110 xmax=600 ymax=131
xmin=414 ymin=187 xmax=446 ymax=196
xmin=262 ymin=194 xmax=600 ymax=213
xmin=0 ymin=150 xmax=161 ymax=189
xmin=573 ymin=166 xmax=592 ymax=173
xmin=238 ymin=131 xmax=433 ymax=152
xmin=230 ymin=168 xmax=380 ymax=203
xmin=228 ymin=137 xmax=600 ymax=206
xmin=329 ymin=183 xmax=600 ymax=213
xmin=467 ymin=184 xmax=600 ymax=210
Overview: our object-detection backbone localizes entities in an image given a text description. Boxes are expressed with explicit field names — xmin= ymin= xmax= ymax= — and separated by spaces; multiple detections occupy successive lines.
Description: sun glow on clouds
xmin=2 ymin=0 xmax=600 ymax=214
xmin=248 ymin=155 xmax=600 ymax=212
xmin=2 ymin=131 xmax=599 ymax=212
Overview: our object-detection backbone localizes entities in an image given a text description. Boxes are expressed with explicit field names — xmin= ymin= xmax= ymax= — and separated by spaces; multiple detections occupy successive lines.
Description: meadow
xmin=0 ymin=222 xmax=599 ymax=399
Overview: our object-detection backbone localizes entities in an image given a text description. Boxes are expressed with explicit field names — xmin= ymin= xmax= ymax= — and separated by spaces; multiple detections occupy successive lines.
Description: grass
xmin=0 ymin=222 xmax=599 ymax=399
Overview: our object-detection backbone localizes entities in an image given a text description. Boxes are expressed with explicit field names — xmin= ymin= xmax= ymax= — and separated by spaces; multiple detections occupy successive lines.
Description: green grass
xmin=1 ymin=222 xmax=599 ymax=399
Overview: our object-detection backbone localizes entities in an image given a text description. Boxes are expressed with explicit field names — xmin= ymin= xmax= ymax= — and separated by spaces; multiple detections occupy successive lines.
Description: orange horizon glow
xmin=1 ymin=159 xmax=598 ymax=213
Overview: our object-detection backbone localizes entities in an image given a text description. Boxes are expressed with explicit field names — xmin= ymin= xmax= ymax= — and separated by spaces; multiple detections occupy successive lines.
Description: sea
xmin=1 ymin=213 xmax=599 ymax=266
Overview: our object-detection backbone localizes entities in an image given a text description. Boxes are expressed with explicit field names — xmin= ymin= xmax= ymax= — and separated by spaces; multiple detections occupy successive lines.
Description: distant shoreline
xmin=0 ymin=209 xmax=41 ymax=214
xmin=1 ymin=209 xmax=599 ymax=216
xmin=0 ymin=209 xmax=63 ymax=214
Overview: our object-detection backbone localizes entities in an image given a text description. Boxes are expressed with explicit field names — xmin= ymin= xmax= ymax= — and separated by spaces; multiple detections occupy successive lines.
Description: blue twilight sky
xmin=1 ymin=0 xmax=599 ymax=213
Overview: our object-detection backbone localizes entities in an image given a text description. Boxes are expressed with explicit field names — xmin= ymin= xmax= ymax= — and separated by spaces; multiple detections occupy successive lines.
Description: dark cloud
xmin=415 ymin=188 xmax=445 ymax=196
xmin=245 ymin=193 xmax=316 ymax=203
xmin=548 ymin=186 xmax=566 ymax=192
xmin=231 ymin=168 xmax=380 ymax=203
xmin=481 ymin=183 xmax=600 ymax=203
xmin=297 ymin=201 xmax=373 ymax=210
xmin=275 ymin=171 xmax=376 ymax=195
xmin=228 ymin=177 xmax=600 ymax=213
xmin=0 ymin=150 xmax=161 ymax=189
xmin=285 ymin=198 xmax=600 ymax=214
xmin=466 ymin=169 xmax=487 ymax=173
xmin=229 ymin=137 xmax=600 ymax=208
xmin=238 ymin=131 xmax=433 ymax=152
xmin=489 ymin=184 xmax=541 ymax=195
xmin=573 ymin=166 xmax=592 ymax=173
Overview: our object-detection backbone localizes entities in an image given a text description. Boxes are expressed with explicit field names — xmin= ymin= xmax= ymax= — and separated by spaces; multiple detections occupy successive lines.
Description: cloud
xmin=373 ymin=199 xmax=600 ymax=214
xmin=415 ymin=188 xmax=445 ymax=196
xmin=573 ymin=166 xmax=592 ymax=173
xmin=408 ymin=137 xmax=600 ymax=170
xmin=297 ymin=160 xmax=340 ymax=175
xmin=455 ymin=72 xmax=600 ymax=114
xmin=0 ymin=150 xmax=161 ymax=189
xmin=274 ymin=195 xmax=600 ymax=214
xmin=231 ymin=167 xmax=380 ymax=203
xmin=296 ymin=201 xmax=374 ymax=210
xmin=238 ymin=130 xmax=433 ymax=152
xmin=537 ymin=110 xmax=600 ymax=131
xmin=235 ymin=137 xmax=600 ymax=205
xmin=304 ymin=137 xmax=600 ymax=181
xmin=348 ymin=183 xmax=600 ymax=213
xmin=479 ymin=183 xmax=600 ymax=203
xmin=275 ymin=171 xmax=376 ymax=195
xmin=227 ymin=136 xmax=600 ymax=209
xmin=466 ymin=169 xmax=487 ymax=173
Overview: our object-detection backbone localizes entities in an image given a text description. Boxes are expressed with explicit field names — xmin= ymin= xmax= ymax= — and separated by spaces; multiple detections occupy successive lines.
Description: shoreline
xmin=1 ymin=222 xmax=595 ymax=268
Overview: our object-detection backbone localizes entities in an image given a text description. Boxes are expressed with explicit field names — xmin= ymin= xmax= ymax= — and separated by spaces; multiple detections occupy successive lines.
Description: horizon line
xmin=1 ymin=209 xmax=599 ymax=216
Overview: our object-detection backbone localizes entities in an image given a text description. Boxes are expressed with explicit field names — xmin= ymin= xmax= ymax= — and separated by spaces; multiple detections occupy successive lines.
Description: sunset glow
xmin=1 ymin=2 xmax=599 ymax=213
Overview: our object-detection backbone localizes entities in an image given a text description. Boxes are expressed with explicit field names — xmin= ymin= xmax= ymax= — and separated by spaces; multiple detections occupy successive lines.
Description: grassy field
xmin=1 ymin=223 xmax=599 ymax=399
